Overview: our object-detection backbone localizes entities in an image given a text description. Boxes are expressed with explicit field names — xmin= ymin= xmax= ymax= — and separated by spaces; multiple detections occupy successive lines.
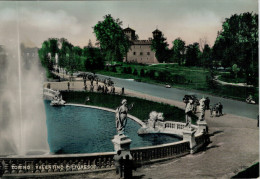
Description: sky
xmin=0 ymin=0 xmax=258 ymax=49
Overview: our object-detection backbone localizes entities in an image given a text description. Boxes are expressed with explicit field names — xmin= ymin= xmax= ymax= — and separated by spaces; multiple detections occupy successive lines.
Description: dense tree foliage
xmin=200 ymin=44 xmax=212 ymax=68
xmin=38 ymin=38 xmax=105 ymax=76
xmin=172 ymin=38 xmax=185 ymax=65
xmin=212 ymin=12 xmax=258 ymax=85
xmin=151 ymin=32 xmax=171 ymax=63
xmin=93 ymin=14 xmax=130 ymax=63
xmin=185 ymin=43 xmax=201 ymax=66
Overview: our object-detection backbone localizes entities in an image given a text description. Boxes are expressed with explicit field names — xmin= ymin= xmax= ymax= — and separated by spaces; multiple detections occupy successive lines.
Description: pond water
xmin=44 ymin=101 xmax=180 ymax=154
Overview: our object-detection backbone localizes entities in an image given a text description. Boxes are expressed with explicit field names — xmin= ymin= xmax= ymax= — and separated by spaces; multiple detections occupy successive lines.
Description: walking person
xmin=121 ymin=87 xmax=124 ymax=95
xmin=205 ymin=97 xmax=210 ymax=110
xmin=123 ymin=155 xmax=136 ymax=179
xmin=67 ymin=81 xmax=70 ymax=91
xmin=218 ymin=102 xmax=223 ymax=116
xmin=210 ymin=105 xmax=213 ymax=117
xmin=90 ymin=84 xmax=94 ymax=92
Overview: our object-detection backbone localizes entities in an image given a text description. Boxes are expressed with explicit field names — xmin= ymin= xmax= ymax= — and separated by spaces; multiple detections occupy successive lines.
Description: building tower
xmin=123 ymin=27 xmax=135 ymax=41
xmin=152 ymin=29 xmax=162 ymax=39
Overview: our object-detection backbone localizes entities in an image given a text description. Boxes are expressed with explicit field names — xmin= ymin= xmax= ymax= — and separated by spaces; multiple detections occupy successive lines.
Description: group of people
xmin=183 ymin=95 xmax=224 ymax=120
xmin=96 ymin=84 xmax=115 ymax=94
xmin=210 ymin=102 xmax=223 ymax=117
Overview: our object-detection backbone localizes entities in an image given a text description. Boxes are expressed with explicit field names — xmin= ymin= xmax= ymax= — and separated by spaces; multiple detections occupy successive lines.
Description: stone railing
xmin=140 ymin=120 xmax=198 ymax=137
xmin=0 ymin=139 xmax=196 ymax=176
xmin=164 ymin=121 xmax=197 ymax=130
xmin=0 ymin=152 xmax=115 ymax=176
xmin=131 ymin=140 xmax=190 ymax=165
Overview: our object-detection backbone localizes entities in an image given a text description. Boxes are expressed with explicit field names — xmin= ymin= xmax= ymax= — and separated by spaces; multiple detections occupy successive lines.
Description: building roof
xmin=152 ymin=29 xmax=162 ymax=34
xmin=123 ymin=27 xmax=135 ymax=32
xmin=132 ymin=40 xmax=152 ymax=45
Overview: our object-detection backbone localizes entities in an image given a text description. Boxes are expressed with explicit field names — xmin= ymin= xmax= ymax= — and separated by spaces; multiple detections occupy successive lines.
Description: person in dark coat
xmin=205 ymin=97 xmax=210 ymax=110
xmin=218 ymin=102 xmax=223 ymax=116
xmin=121 ymin=87 xmax=125 ymax=95
xmin=123 ymin=155 xmax=135 ymax=179
xmin=67 ymin=82 xmax=70 ymax=90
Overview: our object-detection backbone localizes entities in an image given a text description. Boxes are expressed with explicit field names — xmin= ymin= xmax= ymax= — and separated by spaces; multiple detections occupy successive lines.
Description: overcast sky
xmin=0 ymin=0 xmax=258 ymax=49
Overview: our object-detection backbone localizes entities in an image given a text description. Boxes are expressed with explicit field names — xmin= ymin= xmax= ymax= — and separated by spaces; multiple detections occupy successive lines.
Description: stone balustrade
xmin=130 ymin=140 xmax=190 ymax=164
xmin=0 ymin=133 xmax=206 ymax=177
xmin=140 ymin=120 xmax=199 ymax=137
xmin=0 ymin=152 xmax=115 ymax=175
xmin=164 ymin=121 xmax=197 ymax=130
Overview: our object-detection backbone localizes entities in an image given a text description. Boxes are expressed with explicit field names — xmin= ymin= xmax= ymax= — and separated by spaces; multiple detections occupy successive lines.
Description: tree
xmin=185 ymin=43 xmax=201 ymax=66
xmin=232 ymin=64 xmax=240 ymax=80
xmin=151 ymin=31 xmax=170 ymax=63
xmin=93 ymin=14 xmax=130 ymax=63
xmin=48 ymin=38 xmax=59 ymax=58
xmin=38 ymin=40 xmax=54 ymax=74
xmin=201 ymin=44 xmax=212 ymax=68
xmin=212 ymin=12 xmax=258 ymax=85
xmin=83 ymin=46 xmax=105 ymax=71
xmin=172 ymin=38 xmax=185 ymax=65
xmin=58 ymin=38 xmax=73 ymax=72
xmin=140 ymin=69 xmax=145 ymax=77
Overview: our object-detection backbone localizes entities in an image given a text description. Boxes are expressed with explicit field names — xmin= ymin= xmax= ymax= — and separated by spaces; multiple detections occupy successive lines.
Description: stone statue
xmin=115 ymin=99 xmax=134 ymax=135
xmin=148 ymin=111 xmax=164 ymax=128
xmin=185 ymin=99 xmax=193 ymax=128
xmin=199 ymin=98 xmax=206 ymax=121
xmin=148 ymin=111 xmax=158 ymax=128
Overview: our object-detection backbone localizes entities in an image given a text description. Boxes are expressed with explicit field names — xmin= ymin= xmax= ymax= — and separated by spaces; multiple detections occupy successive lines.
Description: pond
xmin=44 ymin=101 xmax=180 ymax=154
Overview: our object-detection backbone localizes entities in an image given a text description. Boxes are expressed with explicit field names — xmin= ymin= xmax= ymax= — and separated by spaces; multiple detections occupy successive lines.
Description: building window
xmin=140 ymin=52 xmax=143 ymax=55
xmin=147 ymin=52 xmax=150 ymax=55
xmin=133 ymin=52 xmax=136 ymax=55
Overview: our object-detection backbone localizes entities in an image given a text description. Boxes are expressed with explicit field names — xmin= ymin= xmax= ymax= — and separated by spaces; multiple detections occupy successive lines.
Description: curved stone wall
xmin=0 ymin=104 xmax=208 ymax=177
xmin=0 ymin=132 xmax=208 ymax=177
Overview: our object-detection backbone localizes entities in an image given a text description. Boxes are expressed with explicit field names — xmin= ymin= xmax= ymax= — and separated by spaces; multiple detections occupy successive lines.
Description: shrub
xmin=133 ymin=69 xmax=138 ymax=76
xmin=140 ymin=69 xmax=145 ymax=77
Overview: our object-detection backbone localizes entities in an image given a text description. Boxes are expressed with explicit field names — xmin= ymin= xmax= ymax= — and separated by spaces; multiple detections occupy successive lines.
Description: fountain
xmin=0 ymin=44 xmax=49 ymax=155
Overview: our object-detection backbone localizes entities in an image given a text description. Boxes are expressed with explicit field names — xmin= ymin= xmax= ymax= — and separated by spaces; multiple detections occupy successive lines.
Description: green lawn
xmin=101 ymin=63 xmax=210 ymax=89
xmin=61 ymin=91 xmax=198 ymax=124
xmin=219 ymin=73 xmax=247 ymax=83
xmin=95 ymin=63 xmax=258 ymax=103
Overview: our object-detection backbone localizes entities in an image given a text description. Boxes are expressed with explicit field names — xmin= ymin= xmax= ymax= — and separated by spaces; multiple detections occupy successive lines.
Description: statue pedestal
xmin=196 ymin=120 xmax=208 ymax=134
xmin=112 ymin=134 xmax=132 ymax=159
xmin=183 ymin=127 xmax=197 ymax=154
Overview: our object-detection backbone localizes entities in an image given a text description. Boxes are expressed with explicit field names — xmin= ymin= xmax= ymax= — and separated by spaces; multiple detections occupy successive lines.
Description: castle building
xmin=123 ymin=27 xmax=161 ymax=64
